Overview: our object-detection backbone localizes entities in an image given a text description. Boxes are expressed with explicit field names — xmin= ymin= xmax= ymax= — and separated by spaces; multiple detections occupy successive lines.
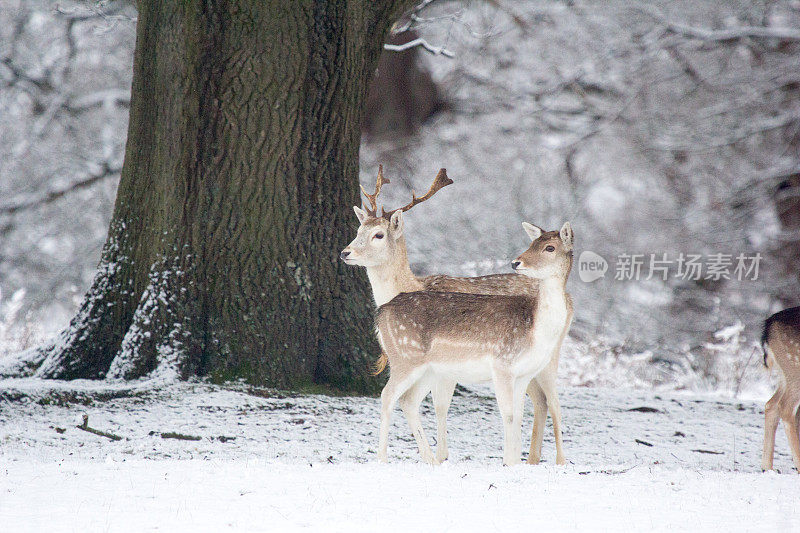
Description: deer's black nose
xmin=511 ymin=260 xmax=521 ymax=270
xmin=340 ymin=251 xmax=351 ymax=260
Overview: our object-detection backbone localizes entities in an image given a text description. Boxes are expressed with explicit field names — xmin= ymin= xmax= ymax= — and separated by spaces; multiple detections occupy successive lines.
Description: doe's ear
xmin=560 ymin=221 xmax=574 ymax=249
xmin=353 ymin=205 xmax=368 ymax=224
xmin=389 ymin=210 xmax=404 ymax=238
xmin=522 ymin=222 xmax=543 ymax=241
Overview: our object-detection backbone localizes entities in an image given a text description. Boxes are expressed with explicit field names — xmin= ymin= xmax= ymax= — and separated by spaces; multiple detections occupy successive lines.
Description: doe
xmin=761 ymin=306 xmax=800 ymax=472
xmin=374 ymin=222 xmax=573 ymax=465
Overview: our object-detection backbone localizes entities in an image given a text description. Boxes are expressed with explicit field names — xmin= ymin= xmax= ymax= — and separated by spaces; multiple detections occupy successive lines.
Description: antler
xmin=382 ymin=168 xmax=452 ymax=218
xmin=360 ymin=164 xmax=390 ymax=216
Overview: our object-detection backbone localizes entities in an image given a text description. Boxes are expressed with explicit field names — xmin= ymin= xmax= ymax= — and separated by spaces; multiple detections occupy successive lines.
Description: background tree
xmin=2 ymin=0 xmax=799 ymax=395
xmin=7 ymin=0 xmax=420 ymax=392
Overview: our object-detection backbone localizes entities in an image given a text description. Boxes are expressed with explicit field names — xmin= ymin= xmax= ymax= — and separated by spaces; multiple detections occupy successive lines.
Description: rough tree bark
xmin=22 ymin=0 xmax=415 ymax=392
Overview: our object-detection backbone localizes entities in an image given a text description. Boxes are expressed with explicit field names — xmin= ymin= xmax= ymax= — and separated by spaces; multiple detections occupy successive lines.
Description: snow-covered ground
xmin=1 ymin=380 xmax=798 ymax=531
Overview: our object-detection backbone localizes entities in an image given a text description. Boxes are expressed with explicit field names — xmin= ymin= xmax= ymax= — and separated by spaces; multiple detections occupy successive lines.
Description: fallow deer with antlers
xmin=761 ymin=306 xmax=800 ymax=473
xmin=374 ymin=222 xmax=574 ymax=465
xmin=341 ymin=167 xmax=571 ymax=465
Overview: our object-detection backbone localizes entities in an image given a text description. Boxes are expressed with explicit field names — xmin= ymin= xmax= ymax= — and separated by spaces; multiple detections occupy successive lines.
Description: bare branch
xmin=635 ymin=4 xmax=800 ymax=43
xmin=394 ymin=0 xmax=529 ymax=36
xmin=54 ymin=3 xmax=127 ymax=22
xmin=66 ymin=89 xmax=130 ymax=112
xmin=483 ymin=0 xmax=530 ymax=35
xmin=665 ymin=45 xmax=710 ymax=88
xmin=653 ymin=112 xmax=800 ymax=151
xmin=392 ymin=0 xmax=438 ymax=34
xmin=0 ymin=57 xmax=54 ymax=92
xmin=0 ymin=161 xmax=120 ymax=215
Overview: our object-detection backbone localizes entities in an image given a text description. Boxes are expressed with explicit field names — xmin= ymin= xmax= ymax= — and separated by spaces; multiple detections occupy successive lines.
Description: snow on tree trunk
xmin=21 ymin=0 xmax=413 ymax=393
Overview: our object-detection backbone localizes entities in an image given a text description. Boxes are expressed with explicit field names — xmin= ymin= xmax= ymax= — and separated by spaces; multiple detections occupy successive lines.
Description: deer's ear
xmin=560 ymin=221 xmax=574 ymax=250
xmin=522 ymin=222 xmax=543 ymax=241
xmin=353 ymin=206 xmax=368 ymax=224
xmin=389 ymin=210 xmax=404 ymax=238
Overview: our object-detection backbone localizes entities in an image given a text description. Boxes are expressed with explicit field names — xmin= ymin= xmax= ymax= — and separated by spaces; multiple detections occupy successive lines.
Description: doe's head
xmin=340 ymin=165 xmax=451 ymax=268
xmin=511 ymin=221 xmax=574 ymax=280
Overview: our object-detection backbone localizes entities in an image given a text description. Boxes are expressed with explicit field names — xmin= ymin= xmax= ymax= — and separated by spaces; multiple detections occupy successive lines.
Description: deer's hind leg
xmin=779 ymin=386 xmax=800 ymax=473
xmin=762 ymin=386 xmax=783 ymax=472
xmin=399 ymin=376 xmax=439 ymax=465
xmin=432 ymin=379 xmax=456 ymax=463
xmin=378 ymin=367 xmax=422 ymax=463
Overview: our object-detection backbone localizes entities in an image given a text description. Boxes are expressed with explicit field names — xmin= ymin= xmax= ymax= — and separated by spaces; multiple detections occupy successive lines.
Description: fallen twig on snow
xmin=692 ymin=449 xmax=723 ymax=455
xmin=76 ymin=414 xmax=122 ymax=441
xmin=628 ymin=406 xmax=662 ymax=413
xmin=160 ymin=431 xmax=202 ymax=441
xmin=579 ymin=463 xmax=642 ymax=475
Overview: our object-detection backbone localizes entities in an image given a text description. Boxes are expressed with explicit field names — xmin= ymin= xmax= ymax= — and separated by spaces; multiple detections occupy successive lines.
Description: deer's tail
xmin=372 ymin=353 xmax=388 ymax=376
xmin=762 ymin=318 xmax=773 ymax=369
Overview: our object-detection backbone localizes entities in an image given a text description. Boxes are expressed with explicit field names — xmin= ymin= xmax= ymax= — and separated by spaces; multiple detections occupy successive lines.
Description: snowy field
xmin=1 ymin=379 xmax=799 ymax=532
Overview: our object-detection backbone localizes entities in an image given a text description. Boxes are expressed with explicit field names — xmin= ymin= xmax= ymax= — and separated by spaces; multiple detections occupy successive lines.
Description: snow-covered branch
xmin=54 ymin=3 xmax=129 ymax=22
xmin=393 ymin=0 xmax=439 ymax=34
xmin=384 ymin=37 xmax=455 ymax=58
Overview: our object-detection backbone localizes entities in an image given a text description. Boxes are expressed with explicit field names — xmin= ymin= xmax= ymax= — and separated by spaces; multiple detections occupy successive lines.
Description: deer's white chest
xmin=367 ymin=267 xmax=421 ymax=307
xmin=367 ymin=269 xmax=401 ymax=307
xmin=533 ymin=295 xmax=568 ymax=347
xmin=515 ymin=293 xmax=568 ymax=377
xmin=371 ymin=283 xmax=398 ymax=308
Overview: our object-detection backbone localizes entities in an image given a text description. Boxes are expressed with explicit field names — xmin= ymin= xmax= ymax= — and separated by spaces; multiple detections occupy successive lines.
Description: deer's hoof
xmin=421 ymin=454 xmax=441 ymax=466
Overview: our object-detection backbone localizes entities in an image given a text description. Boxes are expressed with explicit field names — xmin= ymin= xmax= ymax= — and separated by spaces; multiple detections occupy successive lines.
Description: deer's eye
xmin=545 ymin=245 xmax=555 ymax=252
xmin=373 ymin=232 xmax=384 ymax=240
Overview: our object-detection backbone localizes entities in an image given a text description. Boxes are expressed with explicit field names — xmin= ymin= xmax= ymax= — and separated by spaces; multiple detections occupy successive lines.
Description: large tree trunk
xmin=27 ymin=1 xmax=412 ymax=393
xmin=363 ymin=30 xmax=447 ymax=138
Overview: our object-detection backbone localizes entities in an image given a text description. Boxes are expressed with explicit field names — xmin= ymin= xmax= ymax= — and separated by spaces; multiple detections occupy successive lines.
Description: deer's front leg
xmin=536 ymin=368 xmax=566 ymax=465
xmin=526 ymin=379 xmax=548 ymax=465
xmin=399 ymin=381 xmax=438 ymax=465
xmin=493 ymin=368 xmax=525 ymax=466
xmin=379 ymin=370 xmax=415 ymax=463
xmin=378 ymin=376 xmax=399 ymax=463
